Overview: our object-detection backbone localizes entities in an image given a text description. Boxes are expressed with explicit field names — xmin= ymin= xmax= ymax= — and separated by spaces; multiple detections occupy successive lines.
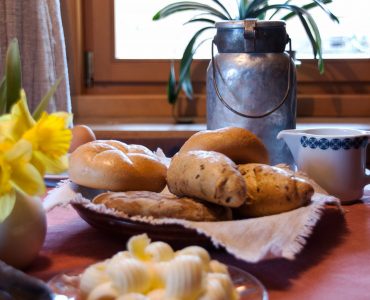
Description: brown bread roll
xmin=93 ymin=191 xmax=232 ymax=221
xmin=237 ymin=163 xmax=314 ymax=217
xmin=68 ymin=140 xmax=167 ymax=192
xmin=167 ymin=150 xmax=247 ymax=207
xmin=179 ymin=126 xmax=269 ymax=164
xmin=274 ymin=163 xmax=329 ymax=195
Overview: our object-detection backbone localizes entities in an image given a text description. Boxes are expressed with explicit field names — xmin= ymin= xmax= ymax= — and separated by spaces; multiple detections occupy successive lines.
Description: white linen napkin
xmin=44 ymin=181 xmax=342 ymax=263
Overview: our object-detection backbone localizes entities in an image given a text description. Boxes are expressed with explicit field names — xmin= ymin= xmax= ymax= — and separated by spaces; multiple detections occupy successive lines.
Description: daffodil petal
xmin=12 ymin=90 xmax=35 ymax=130
xmin=0 ymin=114 xmax=15 ymax=142
xmin=0 ymin=190 xmax=16 ymax=222
xmin=23 ymin=112 xmax=72 ymax=164
xmin=11 ymin=163 xmax=45 ymax=196
xmin=0 ymin=91 xmax=35 ymax=144
xmin=29 ymin=153 xmax=46 ymax=175
xmin=51 ymin=111 xmax=73 ymax=127
xmin=4 ymin=139 xmax=32 ymax=163
xmin=32 ymin=152 xmax=68 ymax=175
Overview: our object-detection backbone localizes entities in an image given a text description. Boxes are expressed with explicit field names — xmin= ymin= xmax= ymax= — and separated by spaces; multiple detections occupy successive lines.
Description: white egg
xmin=69 ymin=124 xmax=96 ymax=152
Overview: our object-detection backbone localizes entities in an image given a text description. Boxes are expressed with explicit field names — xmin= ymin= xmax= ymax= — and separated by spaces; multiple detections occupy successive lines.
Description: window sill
xmin=87 ymin=117 xmax=370 ymax=140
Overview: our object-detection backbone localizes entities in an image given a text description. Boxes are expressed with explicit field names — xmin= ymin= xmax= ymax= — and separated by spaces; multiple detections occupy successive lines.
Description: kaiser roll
xmin=68 ymin=140 xmax=167 ymax=192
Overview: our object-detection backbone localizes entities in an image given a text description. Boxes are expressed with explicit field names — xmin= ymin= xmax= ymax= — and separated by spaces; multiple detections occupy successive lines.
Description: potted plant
xmin=153 ymin=0 xmax=339 ymax=105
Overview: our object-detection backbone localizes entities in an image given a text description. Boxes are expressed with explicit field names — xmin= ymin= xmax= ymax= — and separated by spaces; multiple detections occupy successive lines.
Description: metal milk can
xmin=207 ymin=19 xmax=296 ymax=165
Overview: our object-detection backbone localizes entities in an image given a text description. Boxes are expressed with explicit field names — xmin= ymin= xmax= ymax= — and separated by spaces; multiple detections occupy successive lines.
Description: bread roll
xmin=167 ymin=150 xmax=247 ymax=207
xmin=236 ymin=163 xmax=314 ymax=217
xmin=179 ymin=127 xmax=269 ymax=164
xmin=68 ymin=140 xmax=167 ymax=192
xmin=274 ymin=163 xmax=328 ymax=195
xmin=93 ymin=191 xmax=232 ymax=221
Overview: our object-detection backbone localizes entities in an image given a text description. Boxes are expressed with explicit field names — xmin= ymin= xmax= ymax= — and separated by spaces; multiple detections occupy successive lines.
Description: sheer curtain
xmin=0 ymin=0 xmax=71 ymax=113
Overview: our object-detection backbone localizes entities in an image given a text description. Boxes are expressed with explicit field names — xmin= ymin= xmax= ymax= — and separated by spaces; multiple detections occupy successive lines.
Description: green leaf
xmin=5 ymin=38 xmax=22 ymax=113
xmin=0 ymin=76 xmax=7 ymax=114
xmin=269 ymin=0 xmax=292 ymax=20
xmin=252 ymin=4 xmax=323 ymax=73
xmin=282 ymin=0 xmax=338 ymax=23
xmin=184 ymin=17 xmax=217 ymax=25
xmin=153 ymin=2 xmax=229 ymax=21
xmin=296 ymin=12 xmax=318 ymax=58
xmin=32 ymin=76 xmax=63 ymax=120
xmin=237 ymin=0 xmax=248 ymax=20
xmin=245 ymin=0 xmax=269 ymax=17
xmin=181 ymin=71 xmax=194 ymax=99
xmin=167 ymin=62 xmax=177 ymax=104
xmin=176 ymin=27 xmax=214 ymax=101
xmin=311 ymin=0 xmax=339 ymax=23
xmin=211 ymin=0 xmax=232 ymax=19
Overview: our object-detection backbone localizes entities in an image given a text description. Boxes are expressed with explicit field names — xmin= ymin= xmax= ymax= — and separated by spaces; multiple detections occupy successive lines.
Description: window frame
xmin=62 ymin=0 xmax=370 ymax=124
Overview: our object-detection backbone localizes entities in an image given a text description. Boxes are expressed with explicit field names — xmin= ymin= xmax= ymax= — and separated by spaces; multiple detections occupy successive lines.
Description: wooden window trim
xmin=83 ymin=0 xmax=370 ymax=83
xmin=61 ymin=0 xmax=370 ymax=124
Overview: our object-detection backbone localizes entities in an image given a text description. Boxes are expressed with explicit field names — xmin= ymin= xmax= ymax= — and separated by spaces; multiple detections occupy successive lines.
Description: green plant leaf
xmin=32 ymin=76 xmax=63 ymax=120
xmin=269 ymin=0 xmax=292 ymax=20
xmin=176 ymin=27 xmax=214 ymax=102
xmin=5 ymin=39 xmax=22 ymax=113
xmin=153 ymin=2 xmax=229 ymax=21
xmin=181 ymin=71 xmax=194 ymax=99
xmin=0 ymin=76 xmax=7 ymax=114
xmin=245 ymin=0 xmax=269 ymax=17
xmin=296 ymin=12 xmax=318 ymax=58
xmin=282 ymin=0 xmax=338 ymax=23
xmin=167 ymin=62 xmax=177 ymax=104
xmin=310 ymin=0 xmax=339 ymax=23
xmin=237 ymin=0 xmax=248 ymax=20
xmin=184 ymin=17 xmax=217 ymax=25
xmin=211 ymin=0 xmax=232 ymax=19
xmin=252 ymin=4 xmax=323 ymax=73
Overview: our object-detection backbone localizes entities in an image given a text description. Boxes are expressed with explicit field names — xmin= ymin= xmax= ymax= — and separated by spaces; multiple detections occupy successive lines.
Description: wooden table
xmin=27 ymin=193 xmax=370 ymax=300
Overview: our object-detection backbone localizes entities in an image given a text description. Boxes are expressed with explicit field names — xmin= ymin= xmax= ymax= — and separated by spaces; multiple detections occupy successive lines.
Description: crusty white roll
xmin=167 ymin=150 xmax=247 ymax=207
xmin=68 ymin=140 xmax=167 ymax=192
xmin=179 ymin=126 xmax=269 ymax=165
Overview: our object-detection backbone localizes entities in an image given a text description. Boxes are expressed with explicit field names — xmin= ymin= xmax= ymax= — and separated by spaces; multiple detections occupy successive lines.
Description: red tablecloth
xmin=27 ymin=200 xmax=370 ymax=300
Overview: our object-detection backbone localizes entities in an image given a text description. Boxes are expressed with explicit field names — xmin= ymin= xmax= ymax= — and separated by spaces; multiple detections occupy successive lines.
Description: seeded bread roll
xmin=179 ymin=126 xmax=269 ymax=164
xmin=236 ymin=163 xmax=314 ymax=217
xmin=68 ymin=140 xmax=167 ymax=192
xmin=167 ymin=150 xmax=247 ymax=207
xmin=93 ymin=191 xmax=232 ymax=221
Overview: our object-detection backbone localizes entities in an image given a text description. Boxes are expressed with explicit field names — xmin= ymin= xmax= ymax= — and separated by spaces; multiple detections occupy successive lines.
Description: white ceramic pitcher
xmin=277 ymin=128 xmax=370 ymax=202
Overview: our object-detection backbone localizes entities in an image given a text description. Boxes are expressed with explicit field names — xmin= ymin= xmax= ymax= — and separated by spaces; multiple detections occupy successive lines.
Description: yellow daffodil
xmin=0 ymin=86 xmax=72 ymax=222
xmin=0 ymin=41 xmax=72 ymax=225
xmin=0 ymin=90 xmax=35 ymax=143
xmin=0 ymin=90 xmax=72 ymax=175
xmin=0 ymin=139 xmax=45 ymax=222
xmin=23 ymin=111 xmax=72 ymax=175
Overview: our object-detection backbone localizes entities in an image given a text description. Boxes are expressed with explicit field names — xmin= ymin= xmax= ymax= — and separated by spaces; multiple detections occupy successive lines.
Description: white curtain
xmin=0 ymin=0 xmax=71 ymax=113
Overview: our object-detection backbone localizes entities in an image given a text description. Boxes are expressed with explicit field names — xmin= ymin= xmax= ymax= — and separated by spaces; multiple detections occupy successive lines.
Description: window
xmin=114 ymin=0 xmax=370 ymax=59
xmin=61 ymin=0 xmax=370 ymax=124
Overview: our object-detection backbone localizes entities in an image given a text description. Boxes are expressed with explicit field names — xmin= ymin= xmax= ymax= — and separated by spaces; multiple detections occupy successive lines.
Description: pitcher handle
xmin=211 ymin=38 xmax=293 ymax=119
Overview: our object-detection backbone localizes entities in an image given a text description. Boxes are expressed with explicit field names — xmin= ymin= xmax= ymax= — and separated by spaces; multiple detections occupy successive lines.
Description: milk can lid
xmin=215 ymin=20 xmax=285 ymax=29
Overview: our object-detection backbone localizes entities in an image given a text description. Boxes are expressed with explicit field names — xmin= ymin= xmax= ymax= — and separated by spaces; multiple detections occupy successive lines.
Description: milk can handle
xmin=211 ymin=39 xmax=293 ymax=119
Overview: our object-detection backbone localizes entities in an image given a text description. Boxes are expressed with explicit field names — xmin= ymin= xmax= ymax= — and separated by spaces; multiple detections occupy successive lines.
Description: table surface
xmin=27 ymin=196 xmax=370 ymax=300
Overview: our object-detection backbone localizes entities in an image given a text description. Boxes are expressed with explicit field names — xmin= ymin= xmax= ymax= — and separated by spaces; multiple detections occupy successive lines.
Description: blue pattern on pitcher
xmin=300 ymin=136 xmax=368 ymax=150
